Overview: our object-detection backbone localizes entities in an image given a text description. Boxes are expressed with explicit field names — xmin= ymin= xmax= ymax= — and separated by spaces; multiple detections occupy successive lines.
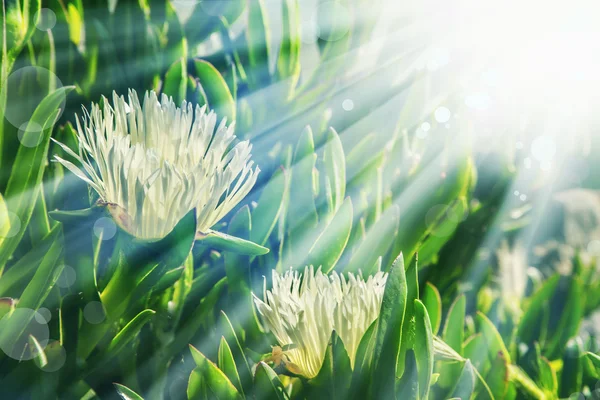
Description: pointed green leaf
xmin=414 ymin=300 xmax=434 ymax=399
xmin=218 ymin=337 xmax=244 ymax=396
xmin=194 ymin=59 xmax=236 ymax=122
xmin=310 ymin=330 xmax=352 ymax=398
xmin=197 ymin=229 xmax=269 ymax=256
xmin=422 ymin=283 xmax=442 ymax=335
xmin=189 ymin=345 xmax=242 ymax=399
xmin=305 ymin=197 xmax=353 ymax=272
xmin=371 ymin=254 xmax=407 ymax=398
xmin=114 ymin=383 xmax=144 ymax=400
xmin=0 ymin=86 xmax=74 ymax=269
xmin=443 ymin=295 xmax=466 ymax=354
xmin=517 ymin=274 xmax=560 ymax=344
xmin=250 ymin=167 xmax=288 ymax=247
xmin=451 ymin=360 xmax=476 ymax=399
xmin=106 ymin=309 xmax=155 ymax=356
xmin=322 ymin=128 xmax=346 ymax=212
xmin=349 ymin=319 xmax=377 ymax=398
xmin=162 ymin=58 xmax=187 ymax=105
xmin=254 ymin=361 xmax=289 ymax=400
xmin=246 ymin=0 xmax=272 ymax=88
xmin=345 ymin=205 xmax=400 ymax=275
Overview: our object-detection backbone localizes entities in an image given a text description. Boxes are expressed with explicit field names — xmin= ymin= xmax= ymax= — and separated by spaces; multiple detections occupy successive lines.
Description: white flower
xmin=253 ymin=266 xmax=387 ymax=378
xmin=53 ymin=89 xmax=259 ymax=239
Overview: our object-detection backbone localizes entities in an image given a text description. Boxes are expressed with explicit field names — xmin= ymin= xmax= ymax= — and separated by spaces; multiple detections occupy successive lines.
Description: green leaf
xmin=194 ymin=59 xmax=236 ymax=122
xmin=29 ymin=334 xmax=47 ymax=368
xmin=218 ymin=337 xmax=244 ymax=396
xmin=254 ymin=361 xmax=289 ymax=400
xmin=345 ymin=205 xmax=400 ymax=275
xmin=220 ymin=311 xmax=253 ymax=392
xmin=310 ymin=330 xmax=352 ymax=399
xmin=349 ymin=319 xmax=377 ymax=398
xmin=187 ymin=368 xmax=208 ymax=400
xmin=559 ymin=339 xmax=583 ymax=398
xmin=106 ymin=309 xmax=155 ymax=356
xmin=0 ymin=193 xmax=9 ymax=248
xmin=396 ymin=254 xmax=419 ymax=377
xmin=587 ymin=352 xmax=600 ymax=375
xmin=451 ymin=360 xmax=476 ymax=399
xmin=305 ymin=197 xmax=353 ymax=272
xmin=114 ymin=383 xmax=144 ymax=400
xmin=287 ymin=126 xmax=318 ymax=236
xmin=517 ymin=274 xmax=560 ymax=345
xmin=59 ymin=294 xmax=79 ymax=386
xmin=476 ymin=312 xmax=511 ymax=365
xmin=545 ymin=275 xmax=583 ymax=359
xmin=322 ymin=128 xmax=346 ymax=213
xmin=0 ymin=225 xmax=61 ymax=297
xmin=162 ymin=58 xmax=187 ymax=105
xmin=395 ymin=350 xmax=419 ymax=400
xmin=371 ymin=254 xmax=407 ymax=398
xmin=0 ymin=297 xmax=14 ymax=320
xmin=443 ymin=295 xmax=466 ymax=354
xmin=276 ymin=0 xmax=301 ymax=96
xmin=224 ymin=205 xmax=252 ymax=285
xmin=246 ymin=0 xmax=272 ymax=88
xmin=196 ymin=229 xmax=269 ymax=256
xmin=0 ymin=86 xmax=74 ymax=269
xmin=250 ymin=167 xmax=288 ymax=247
xmin=413 ymin=300 xmax=434 ymax=400
xmin=422 ymin=283 xmax=442 ymax=335
xmin=14 ymin=227 xmax=63 ymax=311
xmin=189 ymin=345 xmax=242 ymax=399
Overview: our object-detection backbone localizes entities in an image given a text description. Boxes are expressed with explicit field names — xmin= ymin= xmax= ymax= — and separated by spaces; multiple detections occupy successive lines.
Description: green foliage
xmin=0 ymin=0 xmax=597 ymax=399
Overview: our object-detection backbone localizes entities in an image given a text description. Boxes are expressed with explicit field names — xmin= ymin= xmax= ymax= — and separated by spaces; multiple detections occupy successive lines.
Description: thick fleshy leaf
xmin=254 ymin=361 xmax=289 ymax=400
xmin=0 ymin=225 xmax=61 ymax=297
xmin=422 ymin=283 xmax=442 ymax=335
xmin=305 ymin=197 xmax=353 ymax=272
xmin=220 ymin=311 xmax=253 ymax=392
xmin=13 ymin=227 xmax=63 ymax=311
xmin=196 ymin=229 xmax=269 ymax=256
xmin=349 ymin=319 xmax=377 ymax=398
xmin=162 ymin=58 xmax=187 ymax=105
xmin=587 ymin=352 xmax=600 ymax=374
xmin=545 ymin=275 xmax=583 ymax=359
xmin=371 ymin=254 xmax=407 ymax=398
xmin=0 ymin=86 xmax=74 ymax=269
xmin=246 ymin=0 xmax=272 ymax=88
xmin=517 ymin=274 xmax=560 ymax=345
xmin=287 ymin=126 xmax=318 ymax=236
xmin=559 ymin=339 xmax=583 ymax=398
xmin=276 ymin=0 xmax=301 ymax=96
xmin=322 ymin=128 xmax=346 ymax=213
xmin=443 ymin=295 xmax=466 ymax=354
xmin=218 ymin=337 xmax=244 ymax=396
xmin=396 ymin=254 xmax=419 ymax=377
xmin=194 ymin=59 xmax=236 ymax=122
xmin=250 ymin=167 xmax=288 ymax=247
xmin=345 ymin=205 xmax=400 ymax=275
xmin=189 ymin=345 xmax=242 ymax=399
xmin=105 ymin=309 xmax=155 ymax=356
xmin=310 ymin=331 xmax=352 ymax=399
xmin=0 ymin=193 xmax=9 ymax=248
xmin=451 ymin=360 xmax=476 ymax=399
xmin=414 ymin=300 xmax=434 ymax=400
xmin=114 ymin=383 xmax=144 ymax=400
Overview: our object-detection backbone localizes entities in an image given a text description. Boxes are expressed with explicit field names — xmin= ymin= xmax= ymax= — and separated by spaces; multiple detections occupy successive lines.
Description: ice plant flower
xmin=253 ymin=266 xmax=388 ymax=378
xmin=53 ymin=89 xmax=259 ymax=239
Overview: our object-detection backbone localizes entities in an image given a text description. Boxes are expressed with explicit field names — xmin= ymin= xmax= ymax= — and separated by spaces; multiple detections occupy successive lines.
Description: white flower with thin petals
xmin=253 ymin=266 xmax=387 ymax=378
xmin=53 ymin=89 xmax=259 ymax=239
